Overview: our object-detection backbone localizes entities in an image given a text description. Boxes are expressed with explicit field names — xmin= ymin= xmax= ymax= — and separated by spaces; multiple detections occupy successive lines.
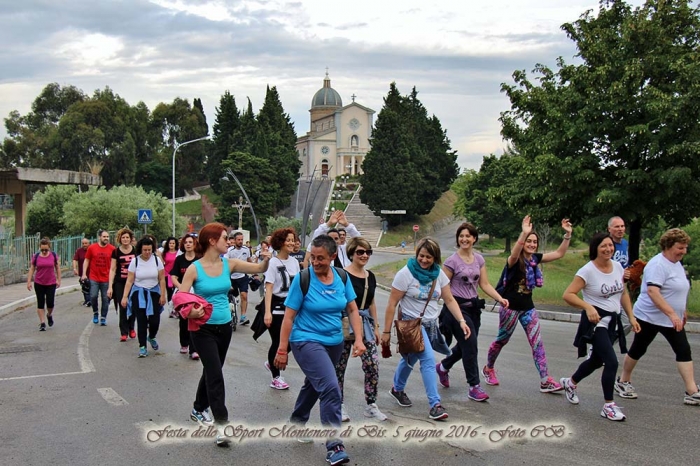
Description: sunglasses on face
xmin=40 ymin=248 xmax=50 ymax=252
xmin=355 ymin=249 xmax=373 ymax=256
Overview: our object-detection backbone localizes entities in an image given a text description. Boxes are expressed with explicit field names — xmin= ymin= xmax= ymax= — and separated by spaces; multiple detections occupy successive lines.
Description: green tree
xmin=210 ymin=91 xmax=240 ymax=193
xmin=61 ymin=185 xmax=180 ymax=239
xmin=500 ymin=0 xmax=700 ymax=262
xmin=360 ymin=83 xmax=457 ymax=223
xmin=26 ymin=185 xmax=79 ymax=237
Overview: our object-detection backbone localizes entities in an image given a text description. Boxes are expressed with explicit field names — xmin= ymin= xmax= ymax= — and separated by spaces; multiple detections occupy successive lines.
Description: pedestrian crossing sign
xmin=138 ymin=209 xmax=153 ymax=224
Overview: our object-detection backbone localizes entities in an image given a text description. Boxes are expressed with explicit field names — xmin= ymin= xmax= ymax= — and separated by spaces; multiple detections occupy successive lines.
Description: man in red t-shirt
xmin=81 ymin=230 xmax=116 ymax=325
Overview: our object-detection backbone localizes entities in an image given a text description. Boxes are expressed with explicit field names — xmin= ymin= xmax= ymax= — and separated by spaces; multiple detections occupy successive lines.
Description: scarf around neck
xmin=524 ymin=256 xmax=543 ymax=290
xmin=407 ymin=257 xmax=440 ymax=285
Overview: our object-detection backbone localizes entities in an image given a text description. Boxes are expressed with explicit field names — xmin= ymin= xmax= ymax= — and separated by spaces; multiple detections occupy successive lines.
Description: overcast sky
xmin=0 ymin=0 xmax=649 ymax=171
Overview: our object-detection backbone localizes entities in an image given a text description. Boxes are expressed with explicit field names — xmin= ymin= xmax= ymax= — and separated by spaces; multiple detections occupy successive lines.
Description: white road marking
xmin=78 ymin=321 xmax=96 ymax=373
xmin=0 ymin=320 xmax=96 ymax=381
xmin=97 ymin=387 xmax=129 ymax=406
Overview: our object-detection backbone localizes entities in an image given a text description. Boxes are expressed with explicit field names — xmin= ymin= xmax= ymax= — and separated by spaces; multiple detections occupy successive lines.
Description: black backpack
xmin=299 ymin=267 xmax=348 ymax=296
xmin=495 ymin=261 xmax=517 ymax=295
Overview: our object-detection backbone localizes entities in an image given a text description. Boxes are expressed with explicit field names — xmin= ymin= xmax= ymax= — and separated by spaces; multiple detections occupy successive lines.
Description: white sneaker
xmin=270 ymin=376 xmax=290 ymax=390
xmin=341 ymin=403 xmax=350 ymax=422
xmin=560 ymin=377 xmax=579 ymax=405
xmin=684 ymin=386 xmax=700 ymax=406
xmin=600 ymin=402 xmax=626 ymax=421
xmin=364 ymin=403 xmax=387 ymax=421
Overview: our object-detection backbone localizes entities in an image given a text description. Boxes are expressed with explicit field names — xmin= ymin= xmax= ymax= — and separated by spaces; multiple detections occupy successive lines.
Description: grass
xmin=379 ymin=190 xmax=457 ymax=247
xmin=175 ymin=186 xmax=220 ymax=216
xmin=370 ymin=249 xmax=700 ymax=318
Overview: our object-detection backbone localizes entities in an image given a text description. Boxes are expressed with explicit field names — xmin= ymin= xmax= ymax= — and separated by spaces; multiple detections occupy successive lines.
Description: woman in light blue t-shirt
xmin=273 ymin=235 xmax=365 ymax=466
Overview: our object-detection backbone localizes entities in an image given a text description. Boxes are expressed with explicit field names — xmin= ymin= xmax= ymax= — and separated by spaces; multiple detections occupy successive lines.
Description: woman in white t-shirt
xmin=121 ymin=237 xmax=167 ymax=358
xmin=263 ymin=228 xmax=300 ymax=390
xmin=617 ymin=228 xmax=700 ymax=406
xmin=381 ymin=237 xmax=470 ymax=421
xmin=561 ymin=232 xmax=639 ymax=421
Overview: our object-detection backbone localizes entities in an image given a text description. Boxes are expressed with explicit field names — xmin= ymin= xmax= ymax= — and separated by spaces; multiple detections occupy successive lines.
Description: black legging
xmin=178 ymin=314 xmax=194 ymax=354
xmin=440 ymin=306 xmax=481 ymax=386
xmin=572 ymin=324 xmax=619 ymax=401
xmin=267 ymin=314 xmax=285 ymax=378
xmin=129 ymin=290 xmax=162 ymax=347
xmin=113 ymin=280 xmax=135 ymax=337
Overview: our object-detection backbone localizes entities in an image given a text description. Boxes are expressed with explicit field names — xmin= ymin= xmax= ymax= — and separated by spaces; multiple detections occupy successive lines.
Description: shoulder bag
xmin=394 ymin=280 xmax=436 ymax=354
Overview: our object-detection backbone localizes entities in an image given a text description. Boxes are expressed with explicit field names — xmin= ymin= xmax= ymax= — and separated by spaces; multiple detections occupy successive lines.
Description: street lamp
xmin=172 ymin=135 xmax=210 ymax=236
xmin=221 ymin=168 xmax=261 ymax=245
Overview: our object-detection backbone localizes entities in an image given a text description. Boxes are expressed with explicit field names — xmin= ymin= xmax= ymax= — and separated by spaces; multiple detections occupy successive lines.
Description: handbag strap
xmin=359 ymin=274 xmax=369 ymax=310
xmin=397 ymin=279 xmax=437 ymax=320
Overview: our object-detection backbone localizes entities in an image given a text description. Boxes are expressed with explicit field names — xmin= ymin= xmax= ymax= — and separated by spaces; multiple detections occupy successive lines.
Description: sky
xmin=0 ymin=0 xmax=649 ymax=171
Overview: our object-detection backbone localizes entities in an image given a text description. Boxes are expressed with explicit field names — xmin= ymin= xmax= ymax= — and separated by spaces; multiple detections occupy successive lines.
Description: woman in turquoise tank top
xmin=179 ymin=222 xmax=271 ymax=447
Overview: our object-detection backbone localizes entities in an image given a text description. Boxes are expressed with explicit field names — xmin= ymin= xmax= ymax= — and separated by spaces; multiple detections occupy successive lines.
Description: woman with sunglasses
xmin=435 ymin=223 xmax=508 ymax=402
xmin=27 ymin=237 xmax=60 ymax=331
xmin=335 ymin=237 xmax=387 ymax=422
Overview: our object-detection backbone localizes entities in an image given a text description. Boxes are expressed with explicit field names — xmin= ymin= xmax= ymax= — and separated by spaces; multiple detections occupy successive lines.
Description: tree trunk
xmin=504 ymin=237 xmax=512 ymax=255
xmin=628 ymin=218 xmax=642 ymax=264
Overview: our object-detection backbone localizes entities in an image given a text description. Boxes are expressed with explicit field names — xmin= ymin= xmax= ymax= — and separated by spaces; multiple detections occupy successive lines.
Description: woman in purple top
xmin=435 ymin=223 xmax=508 ymax=402
xmin=27 ymin=237 xmax=61 ymax=331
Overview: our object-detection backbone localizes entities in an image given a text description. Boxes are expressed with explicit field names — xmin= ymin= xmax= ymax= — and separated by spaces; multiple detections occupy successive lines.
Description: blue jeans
xmin=90 ymin=280 xmax=110 ymax=318
xmin=393 ymin=327 xmax=441 ymax=408
xmin=289 ymin=340 xmax=344 ymax=447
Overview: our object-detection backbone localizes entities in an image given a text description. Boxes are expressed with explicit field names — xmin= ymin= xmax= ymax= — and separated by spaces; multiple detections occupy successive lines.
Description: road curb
xmin=375 ymin=283 xmax=700 ymax=334
xmin=0 ymin=284 xmax=80 ymax=320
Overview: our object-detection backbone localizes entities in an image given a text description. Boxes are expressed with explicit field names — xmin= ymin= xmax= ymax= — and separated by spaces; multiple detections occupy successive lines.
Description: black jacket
xmin=573 ymin=306 xmax=628 ymax=358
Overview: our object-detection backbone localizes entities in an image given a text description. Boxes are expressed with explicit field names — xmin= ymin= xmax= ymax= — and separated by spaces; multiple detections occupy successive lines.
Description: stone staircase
xmin=343 ymin=187 xmax=383 ymax=247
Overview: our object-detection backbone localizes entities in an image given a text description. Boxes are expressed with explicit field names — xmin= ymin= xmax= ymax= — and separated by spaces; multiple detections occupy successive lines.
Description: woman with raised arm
xmin=179 ymin=222 xmax=270 ymax=448
xmin=483 ymin=215 xmax=572 ymax=394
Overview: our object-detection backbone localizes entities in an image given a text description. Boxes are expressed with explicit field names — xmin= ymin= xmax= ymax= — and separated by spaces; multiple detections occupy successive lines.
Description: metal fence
xmin=0 ymin=231 xmax=125 ymax=279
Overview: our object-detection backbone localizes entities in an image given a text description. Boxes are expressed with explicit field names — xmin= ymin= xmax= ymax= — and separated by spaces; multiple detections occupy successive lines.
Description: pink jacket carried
xmin=172 ymin=291 xmax=213 ymax=331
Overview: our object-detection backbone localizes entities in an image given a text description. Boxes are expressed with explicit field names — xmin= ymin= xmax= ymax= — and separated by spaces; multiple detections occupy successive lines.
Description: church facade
xmin=296 ymin=73 xmax=375 ymax=178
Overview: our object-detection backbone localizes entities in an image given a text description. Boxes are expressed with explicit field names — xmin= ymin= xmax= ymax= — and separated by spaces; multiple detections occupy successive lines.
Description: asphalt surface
xmin=1 ymin=275 xmax=700 ymax=466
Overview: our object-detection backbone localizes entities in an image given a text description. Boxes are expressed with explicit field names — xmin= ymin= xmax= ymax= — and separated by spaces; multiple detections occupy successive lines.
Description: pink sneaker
xmin=270 ymin=376 xmax=290 ymax=390
xmin=436 ymin=363 xmax=450 ymax=388
xmin=468 ymin=385 xmax=490 ymax=402
xmin=482 ymin=366 xmax=499 ymax=386
xmin=190 ymin=352 xmax=200 ymax=360
xmin=180 ymin=346 xmax=188 ymax=354
xmin=540 ymin=376 xmax=564 ymax=393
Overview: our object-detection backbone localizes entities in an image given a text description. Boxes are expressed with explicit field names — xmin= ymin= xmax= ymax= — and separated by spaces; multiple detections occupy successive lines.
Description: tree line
xmin=1 ymin=83 xmax=301 ymax=235
xmin=454 ymin=0 xmax=700 ymax=267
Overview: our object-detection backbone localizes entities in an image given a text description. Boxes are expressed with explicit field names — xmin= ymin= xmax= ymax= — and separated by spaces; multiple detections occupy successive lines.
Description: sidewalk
xmin=0 ymin=278 xmax=81 ymax=319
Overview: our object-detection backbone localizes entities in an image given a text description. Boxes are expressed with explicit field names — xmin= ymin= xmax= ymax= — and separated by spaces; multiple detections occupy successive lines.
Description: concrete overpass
xmin=0 ymin=168 xmax=101 ymax=236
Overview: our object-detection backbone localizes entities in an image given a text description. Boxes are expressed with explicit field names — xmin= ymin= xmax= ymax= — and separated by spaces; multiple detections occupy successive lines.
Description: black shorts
xmin=627 ymin=317 xmax=692 ymax=362
xmin=230 ymin=276 xmax=250 ymax=294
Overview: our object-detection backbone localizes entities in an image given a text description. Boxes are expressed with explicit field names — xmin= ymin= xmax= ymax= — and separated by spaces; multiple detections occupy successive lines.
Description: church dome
xmin=312 ymin=72 xmax=342 ymax=108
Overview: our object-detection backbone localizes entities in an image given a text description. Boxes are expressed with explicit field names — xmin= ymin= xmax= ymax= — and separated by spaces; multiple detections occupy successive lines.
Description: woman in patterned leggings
xmin=483 ymin=215 xmax=572 ymax=393
xmin=334 ymin=237 xmax=387 ymax=422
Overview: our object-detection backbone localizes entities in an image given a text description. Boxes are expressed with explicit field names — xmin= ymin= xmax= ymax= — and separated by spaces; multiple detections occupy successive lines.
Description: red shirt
xmin=73 ymin=247 xmax=88 ymax=276
xmin=85 ymin=243 xmax=116 ymax=282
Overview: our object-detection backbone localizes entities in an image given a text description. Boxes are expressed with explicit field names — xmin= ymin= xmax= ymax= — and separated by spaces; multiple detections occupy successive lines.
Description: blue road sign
xmin=138 ymin=209 xmax=153 ymax=224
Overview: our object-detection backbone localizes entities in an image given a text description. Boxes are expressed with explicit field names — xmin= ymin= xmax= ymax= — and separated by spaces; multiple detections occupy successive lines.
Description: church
xmin=296 ymin=72 xmax=375 ymax=178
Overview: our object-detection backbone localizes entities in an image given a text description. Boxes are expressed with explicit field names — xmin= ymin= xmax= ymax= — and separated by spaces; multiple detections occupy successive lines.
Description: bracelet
xmin=517 ymin=241 xmax=525 ymax=245
xmin=563 ymin=235 xmax=572 ymax=240
xmin=276 ymin=350 xmax=287 ymax=355
xmin=383 ymin=332 xmax=391 ymax=334
xmin=458 ymin=319 xmax=466 ymax=324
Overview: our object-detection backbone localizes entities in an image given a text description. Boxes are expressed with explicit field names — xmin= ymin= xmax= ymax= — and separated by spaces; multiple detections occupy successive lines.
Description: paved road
xmin=1 ymin=283 xmax=699 ymax=466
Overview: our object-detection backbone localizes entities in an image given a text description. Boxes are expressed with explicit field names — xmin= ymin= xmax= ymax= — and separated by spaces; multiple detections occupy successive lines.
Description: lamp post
xmin=172 ymin=135 xmax=210 ymax=236
xmin=221 ymin=168 xmax=261 ymax=245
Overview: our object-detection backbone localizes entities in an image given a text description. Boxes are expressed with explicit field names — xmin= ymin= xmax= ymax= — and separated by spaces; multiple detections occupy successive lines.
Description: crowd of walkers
xmin=25 ymin=213 xmax=700 ymax=465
